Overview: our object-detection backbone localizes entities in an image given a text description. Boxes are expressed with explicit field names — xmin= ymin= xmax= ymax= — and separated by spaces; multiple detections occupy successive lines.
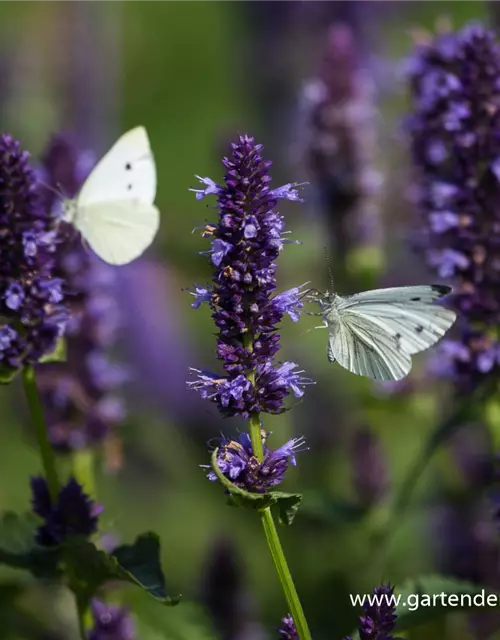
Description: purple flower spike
xmin=407 ymin=23 xmax=500 ymax=389
xmin=188 ymin=135 xmax=312 ymax=418
xmin=278 ymin=614 xmax=298 ymax=639
xmin=31 ymin=476 xmax=101 ymax=546
xmin=89 ymin=600 xmax=136 ymax=640
xmin=37 ymin=134 xmax=126 ymax=452
xmin=0 ymin=135 xmax=68 ymax=373
xmin=206 ymin=432 xmax=307 ymax=493
xmin=344 ymin=583 xmax=399 ymax=640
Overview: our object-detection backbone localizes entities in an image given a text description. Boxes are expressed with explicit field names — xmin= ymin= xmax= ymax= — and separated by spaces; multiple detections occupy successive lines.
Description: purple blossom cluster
xmin=345 ymin=584 xmax=399 ymax=640
xmin=278 ymin=614 xmax=298 ymax=639
xmin=0 ymin=135 xmax=67 ymax=374
xmin=207 ymin=432 xmax=307 ymax=493
xmin=407 ymin=24 xmax=500 ymax=388
xmin=30 ymin=476 xmax=101 ymax=547
xmin=89 ymin=600 xmax=136 ymax=640
xmin=36 ymin=134 xmax=126 ymax=451
xmin=188 ymin=135 xmax=312 ymax=418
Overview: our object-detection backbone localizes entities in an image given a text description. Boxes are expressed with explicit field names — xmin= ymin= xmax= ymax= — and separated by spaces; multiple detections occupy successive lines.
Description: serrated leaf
xmin=394 ymin=575 xmax=496 ymax=632
xmin=0 ymin=511 xmax=60 ymax=577
xmin=39 ymin=338 xmax=66 ymax=364
xmin=271 ymin=492 xmax=302 ymax=525
xmin=210 ymin=449 xmax=302 ymax=525
xmin=64 ymin=533 xmax=180 ymax=605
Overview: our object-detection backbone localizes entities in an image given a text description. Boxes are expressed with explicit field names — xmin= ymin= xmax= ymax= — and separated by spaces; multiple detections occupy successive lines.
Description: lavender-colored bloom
xmin=31 ymin=476 xmax=102 ymax=547
xmin=297 ymin=23 xmax=382 ymax=260
xmin=345 ymin=583 xmax=399 ymax=640
xmin=0 ymin=134 xmax=67 ymax=373
xmin=36 ymin=134 xmax=126 ymax=451
xmin=201 ymin=536 xmax=264 ymax=640
xmin=278 ymin=614 xmax=298 ymax=639
xmin=407 ymin=24 xmax=500 ymax=389
xmin=351 ymin=427 xmax=388 ymax=508
xmin=89 ymin=600 xmax=135 ymax=640
xmin=188 ymin=136 xmax=311 ymax=418
xmin=207 ymin=432 xmax=307 ymax=493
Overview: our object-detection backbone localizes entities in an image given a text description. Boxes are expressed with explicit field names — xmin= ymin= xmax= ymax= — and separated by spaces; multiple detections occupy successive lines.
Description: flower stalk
xmin=190 ymin=136 xmax=312 ymax=640
xmin=22 ymin=365 xmax=60 ymax=501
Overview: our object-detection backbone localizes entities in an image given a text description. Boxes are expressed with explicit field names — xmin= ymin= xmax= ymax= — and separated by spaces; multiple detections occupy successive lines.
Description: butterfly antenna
xmin=324 ymin=247 xmax=334 ymax=292
xmin=38 ymin=180 xmax=64 ymax=199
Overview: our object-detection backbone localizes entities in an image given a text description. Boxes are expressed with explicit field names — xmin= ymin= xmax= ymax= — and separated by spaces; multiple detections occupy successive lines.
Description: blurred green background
xmin=0 ymin=2 xmax=498 ymax=639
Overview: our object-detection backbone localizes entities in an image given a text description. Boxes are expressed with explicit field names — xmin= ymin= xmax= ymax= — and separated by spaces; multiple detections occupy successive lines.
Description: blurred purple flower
xmin=31 ymin=476 xmax=102 ymax=547
xmin=0 ymin=134 xmax=67 ymax=374
xmin=201 ymin=536 xmax=264 ymax=640
xmin=89 ymin=600 xmax=135 ymax=640
xmin=297 ymin=23 xmax=382 ymax=262
xmin=350 ymin=427 xmax=388 ymax=508
xmin=36 ymin=134 xmax=126 ymax=451
xmin=278 ymin=614 xmax=298 ymax=639
xmin=206 ymin=432 xmax=307 ymax=493
xmin=188 ymin=135 xmax=311 ymax=418
xmin=407 ymin=23 xmax=500 ymax=389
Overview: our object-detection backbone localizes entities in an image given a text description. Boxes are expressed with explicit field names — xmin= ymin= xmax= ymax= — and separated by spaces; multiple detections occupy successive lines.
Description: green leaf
xmin=64 ymin=532 xmax=180 ymax=605
xmin=0 ymin=364 xmax=20 ymax=385
xmin=0 ymin=511 xmax=60 ymax=577
xmin=39 ymin=338 xmax=66 ymax=364
xmin=210 ymin=449 xmax=302 ymax=525
xmin=394 ymin=575 xmax=496 ymax=632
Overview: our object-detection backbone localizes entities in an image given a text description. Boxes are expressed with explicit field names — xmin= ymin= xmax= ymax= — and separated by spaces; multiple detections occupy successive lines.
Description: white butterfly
xmin=313 ymin=284 xmax=457 ymax=381
xmin=63 ymin=126 xmax=159 ymax=266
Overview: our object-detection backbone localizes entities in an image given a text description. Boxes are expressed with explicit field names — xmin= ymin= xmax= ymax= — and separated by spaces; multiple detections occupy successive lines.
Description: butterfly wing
xmin=336 ymin=285 xmax=456 ymax=356
xmin=328 ymin=313 xmax=412 ymax=381
xmin=77 ymin=201 xmax=160 ymax=266
xmin=78 ymin=126 xmax=156 ymax=207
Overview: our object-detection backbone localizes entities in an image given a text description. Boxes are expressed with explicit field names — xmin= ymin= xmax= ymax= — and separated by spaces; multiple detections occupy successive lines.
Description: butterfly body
xmin=316 ymin=285 xmax=457 ymax=381
xmin=63 ymin=126 xmax=159 ymax=266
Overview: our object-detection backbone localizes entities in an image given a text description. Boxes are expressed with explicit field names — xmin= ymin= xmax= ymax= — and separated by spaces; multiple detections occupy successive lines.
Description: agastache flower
xmin=36 ymin=134 xmax=126 ymax=451
xmin=278 ymin=614 xmax=298 ymax=639
xmin=0 ymin=134 xmax=67 ymax=374
xmin=89 ymin=600 xmax=135 ymax=640
xmin=31 ymin=476 xmax=102 ymax=547
xmin=344 ymin=583 xmax=399 ymax=640
xmin=297 ymin=23 xmax=382 ymax=258
xmin=407 ymin=24 xmax=500 ymax=389
xmin=206 ymin=432 xmax=307 ymax=493
xmin=188 ymin=135 xmax=312 ymax=418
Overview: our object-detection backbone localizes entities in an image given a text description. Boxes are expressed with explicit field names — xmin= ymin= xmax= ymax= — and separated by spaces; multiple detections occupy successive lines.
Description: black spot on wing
xmin=410 ymin=297 xmax=421 ymax=302
xmin=127 ymin=184 xmax=132 ymax=191
xmin=415 ymin=325 xmax=424 ymax=333
xmin=431 ymin=284 xmax=452 ymax=296
xmin=125 ymin=162 xmax=132 ymax=170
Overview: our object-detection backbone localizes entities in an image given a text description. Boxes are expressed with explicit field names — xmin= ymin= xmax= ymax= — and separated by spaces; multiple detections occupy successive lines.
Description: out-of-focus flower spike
xmin=297 ymin=23 xmax=383 ymax=274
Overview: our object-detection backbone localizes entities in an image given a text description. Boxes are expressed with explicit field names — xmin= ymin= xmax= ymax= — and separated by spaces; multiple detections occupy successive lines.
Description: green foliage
xmin=63 ymin=533 xmax=180 ymax=605
xmin=0 ymin=511 xmax=59 ymax=578
xmin=38 ymin=338 xmax=66 ymax=364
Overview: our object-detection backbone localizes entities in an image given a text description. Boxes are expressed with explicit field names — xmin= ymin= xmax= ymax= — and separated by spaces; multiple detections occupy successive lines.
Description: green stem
xmin=248 ymin=412 xmax=312 ymax=640
xmin=22 ymin=365 xmax=60 ymax=501
xmin=72 ymin=448 xmax=96 ymax=499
